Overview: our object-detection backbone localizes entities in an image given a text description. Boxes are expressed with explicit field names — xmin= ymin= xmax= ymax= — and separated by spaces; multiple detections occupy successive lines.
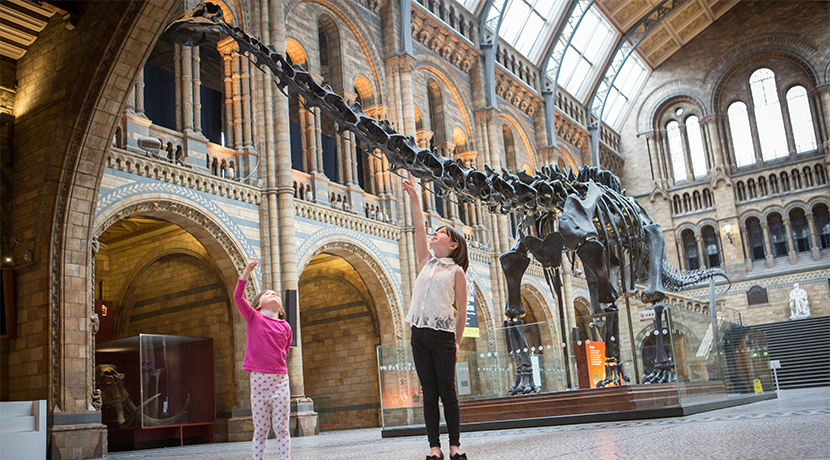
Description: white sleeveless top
xmin=405 ymin=255 xmax=459 ymax=333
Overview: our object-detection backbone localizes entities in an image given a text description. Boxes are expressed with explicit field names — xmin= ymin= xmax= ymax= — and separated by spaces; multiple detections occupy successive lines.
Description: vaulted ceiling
xmin=598 ymin=0 xmax=739 ymax=68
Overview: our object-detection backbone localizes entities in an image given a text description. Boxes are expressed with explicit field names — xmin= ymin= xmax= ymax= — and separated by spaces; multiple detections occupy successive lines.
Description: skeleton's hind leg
xmin=642 ymin=224 xmax=666 ymax=304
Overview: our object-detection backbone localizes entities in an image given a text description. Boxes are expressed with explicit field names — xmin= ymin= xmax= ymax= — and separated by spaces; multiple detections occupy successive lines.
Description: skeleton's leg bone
xmin=504 ymin=321 xmax=522 ymax=394
xmin=578 ymin=240 xmax=618 ymax=305
xmin=500 ymin=251 xmax=530 ymax=319
xmin=642 ymin=224 xmax=667 ymax=304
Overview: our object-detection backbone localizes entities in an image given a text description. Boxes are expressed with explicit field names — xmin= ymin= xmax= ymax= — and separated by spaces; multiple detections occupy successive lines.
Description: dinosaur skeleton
xmin=164 ymin=3 xmax=729 ymax=392
xmin=96 ymin=364 xmax=190 ymax=428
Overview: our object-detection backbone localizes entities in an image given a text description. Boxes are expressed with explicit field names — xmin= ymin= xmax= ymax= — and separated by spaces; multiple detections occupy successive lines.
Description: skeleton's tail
xmin=661 ymin=260 xmax=731 ymax=294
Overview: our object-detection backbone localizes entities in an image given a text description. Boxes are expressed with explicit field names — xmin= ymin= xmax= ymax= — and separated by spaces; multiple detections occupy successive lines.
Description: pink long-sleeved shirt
xmin=234 ymin=279 xmax=292 ymax=374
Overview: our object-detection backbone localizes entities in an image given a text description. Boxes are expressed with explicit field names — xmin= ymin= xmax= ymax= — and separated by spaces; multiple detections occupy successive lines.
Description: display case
xmin=96 ymin=334 xmax=215 ymax=450
xmin=378 ymin=308 xmax=774 ymax=432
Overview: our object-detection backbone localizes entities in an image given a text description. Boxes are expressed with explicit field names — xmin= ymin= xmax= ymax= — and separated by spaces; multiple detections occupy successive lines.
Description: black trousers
xmin=411 ymin=325 xmax=461 ymax=448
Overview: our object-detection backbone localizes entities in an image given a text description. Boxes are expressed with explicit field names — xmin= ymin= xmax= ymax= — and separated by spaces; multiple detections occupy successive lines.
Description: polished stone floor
xmin=108 ymin=387 xmax=829 ymax=460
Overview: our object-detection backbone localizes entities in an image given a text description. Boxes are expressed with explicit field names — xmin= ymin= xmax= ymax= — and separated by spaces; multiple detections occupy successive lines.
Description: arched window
xmin=786 ymin=86 xmax=817 ymax=153
xmin=746 ymin=218 xmax=765 ymax=260
xmin=758 ymin=176 xmax=768 ymax=196
xmin=736 ymin=181 xmax=746 ymax=201
xmin=686 ymin=116 xmax=707 ymax=177
xmin=683 ymin=193 xmax=691 ymax=213
xmin=702 ymin=226 xmax=721 ymax=267
xmin=667 ymin=120 xmax=687 ymax=180
xmin=813 ymin=204 xmax=830 ymax=249
xmin=791 ymin=169 xmax=802 ymax=189
xmin=749 ymin=68 xmax=788 ymax=161
xmin=693 ymin=191 xmax=702 ymax=210
xmin=673 ymin=195 xmax=682 ymax=215
xmin=767 ymin=213 xmax=788 ymax=257
xmin=728 ymin=101 xmax=755 ymax=167
xmin=682 ymin=230 xmax=700 ymax=270
xmin=747 ymin=179 xmax=756 ymax=199
xmin=789 ymin=208 xmax=810 ymax=252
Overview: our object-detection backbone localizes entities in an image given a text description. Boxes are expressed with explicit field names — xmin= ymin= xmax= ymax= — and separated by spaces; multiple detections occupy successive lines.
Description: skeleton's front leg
xmin=499 ymin=248 xmax=539 ymax=395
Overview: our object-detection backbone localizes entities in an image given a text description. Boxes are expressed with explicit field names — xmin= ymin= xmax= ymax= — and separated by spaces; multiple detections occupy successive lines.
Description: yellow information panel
xmin=753 ymin=378 xmax=764 ymax=394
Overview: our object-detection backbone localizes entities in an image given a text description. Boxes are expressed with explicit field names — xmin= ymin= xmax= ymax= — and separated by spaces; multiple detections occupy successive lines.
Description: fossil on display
xmin=164 ymin=2 xmax=730 ymax=391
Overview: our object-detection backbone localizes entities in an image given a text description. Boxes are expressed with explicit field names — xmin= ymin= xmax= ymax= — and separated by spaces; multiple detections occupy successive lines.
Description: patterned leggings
xmin=251 ymin=372 xmax=290 ymax=460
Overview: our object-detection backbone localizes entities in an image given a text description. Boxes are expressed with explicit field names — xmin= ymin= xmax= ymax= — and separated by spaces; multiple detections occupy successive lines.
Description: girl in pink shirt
xmin=235 ymin=256 xmax=292 ymax=460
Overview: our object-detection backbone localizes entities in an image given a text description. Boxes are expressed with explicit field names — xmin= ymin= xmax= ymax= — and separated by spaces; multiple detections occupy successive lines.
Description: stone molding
xmin=495 ymin=67 xmax=541 ymax=116
xmin=411 ymin=3 xmax=477 ymax=73
xmin=107 ymin=147 xmax=262 ymax=205
xmin=294 ymin=199 xmax=401 ymax=240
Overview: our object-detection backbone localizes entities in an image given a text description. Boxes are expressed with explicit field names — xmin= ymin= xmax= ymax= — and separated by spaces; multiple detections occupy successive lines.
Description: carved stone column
xmin=740 ymin=224 xmax=753 ymax=272
xmin=783 ymin=218 xmax=797 ymax=264
xmin=696 ymin=233 xmax=707 ymax=268
xmin=272 ymin=0 xmax=318 ymax=436
xmin=181 ymin=45 xmax=193 ymax=132
xmin=135 ymin=67 xmax=145 ymax=116
xmin=192 ymin=46 xmax=202 ymax=134
xmin=806 ymin=211 xmax=820 ymax=261
xmin=221 ymin=44 xmax=234 ymax=147
xmin=761 ymin=222 xmax=774 ymax=268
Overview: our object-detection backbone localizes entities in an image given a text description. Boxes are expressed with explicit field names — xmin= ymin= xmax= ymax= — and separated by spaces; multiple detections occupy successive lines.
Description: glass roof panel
xmin=500 ymin=0 xmax=531 ymax=45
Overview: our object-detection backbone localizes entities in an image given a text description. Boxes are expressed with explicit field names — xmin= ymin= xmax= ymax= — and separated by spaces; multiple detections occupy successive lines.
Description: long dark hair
xmin=437 ymin=225 xmax=469 ymax=272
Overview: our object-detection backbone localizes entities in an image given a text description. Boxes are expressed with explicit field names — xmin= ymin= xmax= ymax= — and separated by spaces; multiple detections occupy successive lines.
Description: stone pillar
xmin=761 ymin=222 xmax=774 ymax=268
xmin=806 ymin=212 xmax=820 ymax=261
xmin=815 ymin=84 xmax=830 ymax=148
xmin=739 ymin=225 xmax=753 ymax=272
xmin=232 ymin=52 xmax=243 ymax=150
xmin=192 ymin=46 xmax=202 ymax=134
xmin=135 ymin=67 xmax=145 ymax=116
xmin=675 ymin=237 xmax=686 ymax=271
xmin=703 ymin=115 xmax=725 ymax=169
xmin=221 ymin=45 xmax=234 ymax=147
xmin=783 ymin=218 xmax=797 ymax=264
xmin=174 ymin=45 xmax=182 ymax=131
xmin=301 ymin=106 xmax=317 ymax=173
xmin=273 ymin=0 xmax=318 ymax=436
xmin=242 ymin=57 xmax=253 ymax=148
xmin=181 ymin=45 xmax=193 ymax=132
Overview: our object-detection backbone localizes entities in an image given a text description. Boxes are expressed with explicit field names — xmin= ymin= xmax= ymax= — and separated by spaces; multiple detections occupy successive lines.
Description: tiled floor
xmin=107 ymin=387 xmax=830 ymax=460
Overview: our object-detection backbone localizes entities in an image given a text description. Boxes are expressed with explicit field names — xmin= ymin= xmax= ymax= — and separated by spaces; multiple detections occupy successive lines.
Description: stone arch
xmin=297 ymin=238 xmax=402 ymax=346
xmin=638 ymin=80 xmax=708 ymax=133
xmin=46 ymin=1 xmax=180 ymax=414
xmin=520 ymin=282 xmax=559 ymax=346
xmin=353 ymin=74 xmax=375 ymax=108
xmin=499 ymin=113 xmax=537 ymax=170
xmin=285 ymin=38 xmax=309 ymax=67
xmin=287 ymin=0 xmax=386 ymax=103
xmin=706 ymin=34 xmax=821 ymax=109
xmin=416 ymin=61 xmax=475 ymax=141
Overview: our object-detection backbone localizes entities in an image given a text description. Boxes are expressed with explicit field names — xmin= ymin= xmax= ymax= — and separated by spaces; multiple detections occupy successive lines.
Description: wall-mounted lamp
xmin=721 ymin=221 xmax=734 ymax=244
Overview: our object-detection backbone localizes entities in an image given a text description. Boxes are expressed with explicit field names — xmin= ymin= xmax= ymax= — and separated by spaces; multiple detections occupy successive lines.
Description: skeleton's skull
xmin=96 ymin=364 xmax=124 ymax=387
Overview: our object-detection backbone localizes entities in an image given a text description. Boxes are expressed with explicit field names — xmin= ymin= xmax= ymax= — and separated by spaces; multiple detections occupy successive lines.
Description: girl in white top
xmin=403 ymin=172 xmax=469 ymax=460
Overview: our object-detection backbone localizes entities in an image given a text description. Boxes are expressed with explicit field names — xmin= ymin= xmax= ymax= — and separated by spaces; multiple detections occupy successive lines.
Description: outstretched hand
xmin=402 ymin=172 xmax=417 ymax=198
xmin=241 ymin=256 xmax=257 ymax=279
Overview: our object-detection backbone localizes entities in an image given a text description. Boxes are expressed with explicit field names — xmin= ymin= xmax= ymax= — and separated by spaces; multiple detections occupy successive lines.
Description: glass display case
xmin=96 ymin=334 xmax=215 ymax=450
xmin=378 ymin=306 xmax=774 ymax=431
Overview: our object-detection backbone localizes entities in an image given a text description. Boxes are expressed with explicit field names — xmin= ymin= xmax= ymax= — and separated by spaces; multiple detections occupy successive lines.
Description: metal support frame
xmin=478 ymin=0 xmax=509 ymax=108
xmin=539 ymin=0 xmax=595 ymax=149
xmin=585 ymin=0 xmax=690 ymax=167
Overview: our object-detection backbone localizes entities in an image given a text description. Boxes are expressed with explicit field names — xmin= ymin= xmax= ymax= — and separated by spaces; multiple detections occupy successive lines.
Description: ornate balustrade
xmin=670 ymin=182 xmax=716 ymax=217
xmin=495 ymin=65 xmax=542 ymax=117
xmin=106 ymin=147 xmax=261 ymax=205
xmin=294 ymin=199 xmax=401 ymax=241
xmin=733 ymin=161 xmax=827 ymax=204
xmin=496 ymin=41 xmax=539 ymax=90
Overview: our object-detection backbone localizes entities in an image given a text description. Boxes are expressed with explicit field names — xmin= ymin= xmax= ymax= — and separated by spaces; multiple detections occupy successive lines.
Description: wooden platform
xmin=381 ymin=382 xmax=774 ymax=438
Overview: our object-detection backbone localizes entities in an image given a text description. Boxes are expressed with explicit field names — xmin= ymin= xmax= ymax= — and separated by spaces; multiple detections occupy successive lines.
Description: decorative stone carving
xmin=788 ymin=283 xmax=811 ymax=319
xmin=411 ymin=6 xmax=477 ymax=73
xmin=495 ymin=69 xmax=540 ymax=116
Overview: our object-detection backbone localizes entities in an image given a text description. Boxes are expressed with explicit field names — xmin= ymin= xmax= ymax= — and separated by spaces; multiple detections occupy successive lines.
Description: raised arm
xmin=454 ymin=266 xmax=468 ymax=353
xmin=402 ymin=172 xmax=431 ymax=271
xmin=234 ymin=256 xmax=258 ymax=321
